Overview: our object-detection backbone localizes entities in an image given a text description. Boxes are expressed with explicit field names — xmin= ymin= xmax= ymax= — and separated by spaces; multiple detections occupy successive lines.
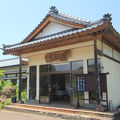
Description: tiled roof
xmin=48 ymin=6 xmax=111 ymax=27
xmin=48 ymin=6 xmax=91 ymax=26
xmin=0 ymin=58 xmax=20 ymax=68
xmin=4 ymin=21 xmax=104 ymax=50
xmin=2 ymin=6 xmax=112 ymax=51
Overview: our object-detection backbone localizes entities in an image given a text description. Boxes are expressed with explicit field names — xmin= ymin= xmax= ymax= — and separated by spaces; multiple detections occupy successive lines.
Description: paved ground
xmin=0 ymin=110 xmax=65 ymax=120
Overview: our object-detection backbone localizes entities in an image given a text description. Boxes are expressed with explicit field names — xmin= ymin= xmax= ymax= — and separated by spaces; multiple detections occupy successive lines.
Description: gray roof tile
xmin=3 ymin=6 xmax=112 ymax=51
xmin=4 ymin=22 xmax=104 ymax=50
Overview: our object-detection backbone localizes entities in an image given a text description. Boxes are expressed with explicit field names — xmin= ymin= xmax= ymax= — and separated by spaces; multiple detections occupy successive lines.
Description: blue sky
xmin=0 ymin=0 xmax=120 ymax=60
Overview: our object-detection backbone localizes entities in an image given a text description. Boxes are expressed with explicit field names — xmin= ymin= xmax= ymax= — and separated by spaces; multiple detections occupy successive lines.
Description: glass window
xmin=40 ymin=64 xmax=49 ymax=72
xmin=50 ymin=62 xmax=70 ymax=72
xmin=40 ymin=75 xmax=49 ymax=97
xmin=87 ymin=59 xmax=101 ymax=74
xmin=72 ymin=60 xmax=83 ymax=72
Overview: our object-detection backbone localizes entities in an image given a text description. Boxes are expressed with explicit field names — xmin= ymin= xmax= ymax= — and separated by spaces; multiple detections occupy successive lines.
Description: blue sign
xmin=77 ymin=77 xmax=85 ymax=92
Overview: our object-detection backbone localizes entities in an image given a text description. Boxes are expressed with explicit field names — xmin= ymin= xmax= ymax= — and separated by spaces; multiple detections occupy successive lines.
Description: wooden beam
xmin=102 ymin=36 xmax=120 ymax=53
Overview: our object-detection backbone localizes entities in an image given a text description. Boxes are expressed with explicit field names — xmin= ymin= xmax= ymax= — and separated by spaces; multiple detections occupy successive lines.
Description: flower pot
xmin=11 ymin=97 xmax=16 ymax=103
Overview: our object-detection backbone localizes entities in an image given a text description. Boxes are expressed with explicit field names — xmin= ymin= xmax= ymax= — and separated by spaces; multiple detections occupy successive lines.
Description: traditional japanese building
xmin=2 ymin=6 xmax=120 ymax=110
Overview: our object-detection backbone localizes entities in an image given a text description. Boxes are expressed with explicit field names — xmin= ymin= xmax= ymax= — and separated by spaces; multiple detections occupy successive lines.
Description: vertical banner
xmin=77 ymin=77 xmax=85 ymax=92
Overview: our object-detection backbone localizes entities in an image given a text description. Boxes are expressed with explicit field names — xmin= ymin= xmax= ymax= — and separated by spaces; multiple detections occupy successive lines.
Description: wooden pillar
xmin=94 ymin=40 xmax=101 ymax=105
xmin=27 ymin=66 xmax=29 ymax=99
xmin=39 ymin=69 xmax=41 ymax=104
xmin=70 ymin=62 xmax=72 ymax=105
xmin=36 ymin=65 xmax=40 ymax=101
xmin=19 ymin=54 xmax=22 ymax=100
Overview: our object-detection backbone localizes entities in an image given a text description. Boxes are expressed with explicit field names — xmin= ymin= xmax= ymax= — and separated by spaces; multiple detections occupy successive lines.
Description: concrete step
xmin=3 ymin=104 xmax=120 ymax=120
xmin=26 ymin=99 xmax=39 ymax=104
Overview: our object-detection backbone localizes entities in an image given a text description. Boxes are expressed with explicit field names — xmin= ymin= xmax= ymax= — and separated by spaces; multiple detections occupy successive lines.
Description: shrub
xmin=4 ymin=99 xmax=11 ymax=105
xmin=0 ymin=103 xmax=3 ymax=109
xmin=21 ymin=89 xmax=27 ymax=102
xmin=1 ymin=86 xmax=16 ymax=99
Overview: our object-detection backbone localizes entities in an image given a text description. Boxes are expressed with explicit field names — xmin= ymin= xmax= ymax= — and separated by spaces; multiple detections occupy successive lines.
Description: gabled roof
xmin=21 ymin=6 xmax=91 ymax=44
xmin=3 ymin=22 xmax=105 ymax=51
xmin=3 ymin=6 xmax=120 ymax=55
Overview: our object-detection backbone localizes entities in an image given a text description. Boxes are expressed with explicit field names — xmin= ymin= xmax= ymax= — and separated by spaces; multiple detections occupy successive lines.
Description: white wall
xmin=102 ymin=42 xmax=120 ymax=62
xmin=103 ymin=43 xmax=113 ymax=57
xmin=35 ymin=22 xmax=72 ymax=39
xmin=113 ymin=50 xmax=120 ymax=62
xmin=102 ymin=56 xmax=120 ymax=109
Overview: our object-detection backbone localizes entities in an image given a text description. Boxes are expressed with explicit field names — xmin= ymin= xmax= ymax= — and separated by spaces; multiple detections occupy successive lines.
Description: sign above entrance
xmin=45 ymin=50 xmax=71 ymax=62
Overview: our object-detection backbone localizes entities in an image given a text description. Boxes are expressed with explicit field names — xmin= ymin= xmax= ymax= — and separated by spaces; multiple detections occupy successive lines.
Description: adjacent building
xmin=2 ymin=6 xmax=120 ymax=110
xmin=0 ymin=57 xmax=27 ymax=90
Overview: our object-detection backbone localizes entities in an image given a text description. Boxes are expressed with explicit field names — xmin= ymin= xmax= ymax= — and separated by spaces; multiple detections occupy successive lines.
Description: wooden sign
xmin=45 ymin=49 xmax=71 ymax=62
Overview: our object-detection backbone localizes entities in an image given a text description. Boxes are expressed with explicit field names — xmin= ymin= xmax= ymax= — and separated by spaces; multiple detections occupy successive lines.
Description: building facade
xmin=2 ymin=6 xmax=120 ymax=110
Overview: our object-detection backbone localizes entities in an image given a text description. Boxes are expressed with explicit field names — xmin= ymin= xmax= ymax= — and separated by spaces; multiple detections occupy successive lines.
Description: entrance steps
xmin=3 ymin=103 xmax=120 ymax=120
xmin=26 ymin=99 xmax=39 ymax=104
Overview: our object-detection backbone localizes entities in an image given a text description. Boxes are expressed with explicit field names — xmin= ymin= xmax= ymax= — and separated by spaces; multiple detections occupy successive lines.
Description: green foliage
xmin=3 ymin=99 xmax=11 ymax=105
xmin=13 ymin=84 xmax=18 ymax=99
xmin=0 ymin=80 xmax=13 ymax=89
xmin=0 ymin=70 xmax=4 ymax=94
xmin=0 ymin=103 xmax=3 ymax=109
xmin=0 ymin=99 xmax=11 ymax=109
xmin=0 ymin=70 xmax=4 ymax=78
xmin=0 ymin=70 xmax=27 ymax=103
xmin=0 ymin=80 xmax=14 ymax=96
xmin=21 ymin=89 xmax=27 ymax=102
xmin=0 ymin=71 xmax=14 ymax=94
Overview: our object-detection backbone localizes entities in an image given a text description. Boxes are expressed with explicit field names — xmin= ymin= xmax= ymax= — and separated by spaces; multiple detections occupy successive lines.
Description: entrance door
xmin=29 ymin=66 xmax=36 ymax=99
xmin=50 ymin=73 xmax=70 ymax=103
xmin=40 ymin=75 xmax=50 ymax=103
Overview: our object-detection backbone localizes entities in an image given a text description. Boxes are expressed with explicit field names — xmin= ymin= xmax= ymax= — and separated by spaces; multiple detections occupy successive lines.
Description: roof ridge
xmin=58 ymin=11 xmax=91 ymax=23
xmin=48 ymin=6 xmax=91 ymax=25
xmin=48 ymin=6 xmax=112 ymax=27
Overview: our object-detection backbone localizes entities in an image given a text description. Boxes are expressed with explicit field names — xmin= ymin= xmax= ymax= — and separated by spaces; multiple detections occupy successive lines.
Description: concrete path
xmin=0 ymin=110 xmax=65 ymax=120
xmin=3 ymin=104 xmax=114 ymax=120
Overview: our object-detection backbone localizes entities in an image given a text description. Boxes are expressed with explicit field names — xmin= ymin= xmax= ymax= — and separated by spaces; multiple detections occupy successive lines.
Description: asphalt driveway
xmin=0 ymin=110 xmax=65 ymax=120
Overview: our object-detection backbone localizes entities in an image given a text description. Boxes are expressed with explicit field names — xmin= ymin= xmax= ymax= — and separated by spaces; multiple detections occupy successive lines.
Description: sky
xmin=0 ymin=0 xmax=120 ymax=60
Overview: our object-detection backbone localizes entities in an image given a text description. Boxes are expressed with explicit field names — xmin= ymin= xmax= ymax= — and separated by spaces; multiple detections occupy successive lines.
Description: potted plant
xmin=11 ymin=95 xmax=17 ymax=103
